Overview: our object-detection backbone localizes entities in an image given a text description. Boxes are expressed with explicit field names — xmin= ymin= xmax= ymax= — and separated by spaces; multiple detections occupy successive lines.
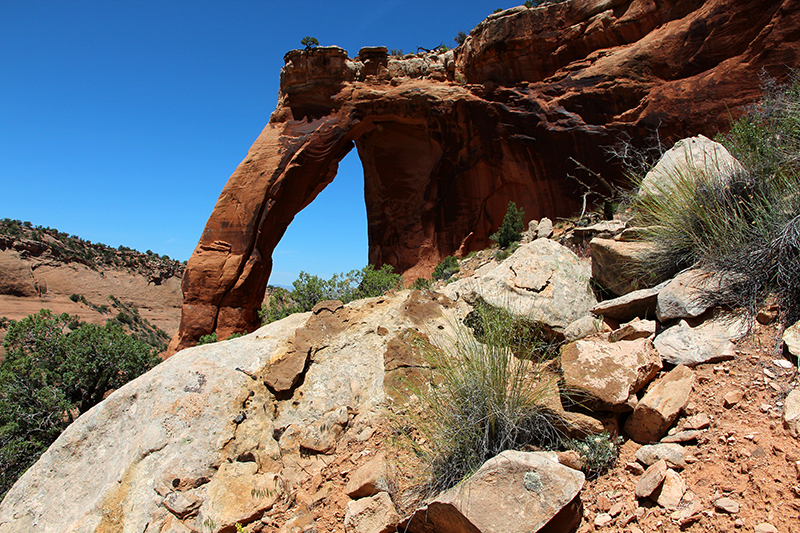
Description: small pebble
xmin=715 ymin=497 xmax=741 ymax=514
xmin=594 ymin=513 xmax=613 ymax=527
xmin=773 ymin=359 xmax=794 ymax=369
xmin=754 ymin=524 xmax=779 ymax=533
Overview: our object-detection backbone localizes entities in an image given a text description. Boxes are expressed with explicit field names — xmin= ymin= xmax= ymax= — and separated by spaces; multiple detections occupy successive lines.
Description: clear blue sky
xmin=1 ymin=1 xmax=520 ymax=286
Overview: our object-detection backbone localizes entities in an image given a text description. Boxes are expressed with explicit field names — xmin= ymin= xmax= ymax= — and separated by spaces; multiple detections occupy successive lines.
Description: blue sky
xmin=1 ymin=1 xmax=520 ymax=286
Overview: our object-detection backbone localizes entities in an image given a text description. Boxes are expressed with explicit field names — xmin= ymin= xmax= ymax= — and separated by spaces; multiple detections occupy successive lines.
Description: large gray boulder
xmin=561 ymin=337 xmax=662 ymax=412
xmin=443 ymin=239 xmax=596 ymax=338
xmin=654 ymin=313 xmax=749 ymax=366
xmin=401 ymin=450 xmax=585 ymax=533
xmin=0 ymin=290 xmax=462 ymax=533
xmin=639 ymin=135 xmax=744 ymax=197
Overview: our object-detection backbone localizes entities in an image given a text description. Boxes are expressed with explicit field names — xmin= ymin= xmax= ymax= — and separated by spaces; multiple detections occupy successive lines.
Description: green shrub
xmin=398 ymin=302 xmax=564 ymax=493
xmin=260 ymin=265 xmax=403 ymax=325
xmin=0 ymin=310 xmax=159 ymax=497
xmin=432 ymin=256 xmax=459 ymax=281
xmin=197 ymin=332 xmax=218 ymax=346
xmin=454 ymin=31 xmax=467 ymax=46
xmin=411 ymin=277 xmax=432 ymax=291
xmin=633 ymin=73 xmax=800 ymax=322
xmin=69 ymin=294 xmax=81 ymax=303
xmin=568 ymin=432 xmax=622 ymax=479
xmin=490 ymin=201 xmax=525 ymax=249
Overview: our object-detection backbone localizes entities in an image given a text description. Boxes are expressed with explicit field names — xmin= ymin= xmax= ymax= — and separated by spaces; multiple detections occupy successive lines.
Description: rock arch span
xmin=170 ymin=0 xmax=800 ymax=353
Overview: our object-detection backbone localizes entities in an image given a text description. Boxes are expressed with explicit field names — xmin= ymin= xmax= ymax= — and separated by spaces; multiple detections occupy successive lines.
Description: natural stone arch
xmin=170 ymin=0 xmax=800 ymax=353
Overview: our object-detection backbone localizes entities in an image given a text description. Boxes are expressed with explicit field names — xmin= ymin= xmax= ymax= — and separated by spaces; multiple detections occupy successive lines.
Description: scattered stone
xmin=591 ymin=281 xmax=668 ymax=322
xmin=783 ymin=319 xmax=800 ymax=357
xmin=536 ymin=217 xmax=554 ymax=239
xmin=680 ymin=412 xmax=711 ymax=431
xmin=661 ymin=430 xmax=702 ymax=443
xmin=557 ymin=450 xmax=585 ymax=471
xmin=590 ymin=238 xmax=661 ymax=296
xmin=773 ymin=359 xmax=795 ymax=370
xmin=654 ymin=314 xmax=748 ymax=366
xmin=344 ymin=492 xmax=400 ymax=533
xmin=784 ymin=388 xmax=800 ymax=438
xmin=609 ymin=318 xmax=656 ymax=342
xmin=609 ymin=501 xmax=625 ymax=517
xmin=625 ymin=462 xmax=645 ymax=475
xmin=714 ymin=497 xmax=740 ymax=514
xmin=625 ymin=365 xmax=695 ymax=443
xmin=561 ymin=337 xmax=662 ymax=411
xmin=400 ymin=451 xmax=585 ymax=533
xmin=564 ymin=315 xmax=612 ymax=342
xmin=757 ymin=306 xmax=779 ymax=325
xmin=594 ymin=513 xmax=613 ymax=527
xmin=635 ymin=443 xmax=687 ymax=469
xmin=654 ymin=469 xmax=685 ymax=509
xmin=163 ymin=491 xmax=203 ymax=519
xmin=724 ymin=390 xmax=744 ymax=408
xmin=345 ymin=453 xmax=390 ymax=498
xmin=754 ymin=523 xmax=779 ymax=533
xmin=300 ymin=406 xmax=349 ymax=454
xmin=635 ymin=459 xmax=668 ymax=499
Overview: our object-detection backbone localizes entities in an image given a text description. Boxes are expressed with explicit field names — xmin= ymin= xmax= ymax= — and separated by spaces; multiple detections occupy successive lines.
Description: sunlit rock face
xmin=171 ymin=0 xmax=800 ymax=353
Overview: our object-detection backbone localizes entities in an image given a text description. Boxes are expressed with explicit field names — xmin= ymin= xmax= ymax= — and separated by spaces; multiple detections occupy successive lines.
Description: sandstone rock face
xmin=402 ymin=450 xmax=585 ymax=533
xmin=444 ymin=239 xmax=596 ymax=338
xmin=173 ymin=0 xmax=800 ymax=350
xmin=0 ymin=290 xmax=461 ymax=533
xmin=590 ymin=238 xmax=660 ymax=296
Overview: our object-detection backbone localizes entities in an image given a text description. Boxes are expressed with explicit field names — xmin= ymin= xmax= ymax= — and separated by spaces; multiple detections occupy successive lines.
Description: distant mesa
xmin=171 ymin=0 xmax=800 ymax=353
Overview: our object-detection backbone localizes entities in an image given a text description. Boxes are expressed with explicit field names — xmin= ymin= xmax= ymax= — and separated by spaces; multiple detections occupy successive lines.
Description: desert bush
xmin=454 ymin=31 xmax=467 ymax=46
xmin=411 ymin=277 xmax=432 ymax=290
xmin=301 ymin=36 xmax=319 ymax=51
xmin=197 ymin=332 xmax=218 ymax=346
xmin=398 ymin=302 xmax=564 ymax=494
xmin=69 ymin=294 xmax=80 ymax=303
xmin=432 ymin=256 xmax=459 ymax=281
xmin=0 ymin=310 xmax=159 ymax=497
xmin=491 ymin=201 xmax=525 ymax=249
xmin=568 ymin=432 xmax=622 ymax=480
xmin=632 ymin=72 xmax=800 ymax=322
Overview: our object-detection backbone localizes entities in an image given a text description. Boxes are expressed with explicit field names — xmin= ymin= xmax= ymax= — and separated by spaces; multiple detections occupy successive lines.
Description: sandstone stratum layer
xmin=172 ymin=0 xmax=800 ymax=352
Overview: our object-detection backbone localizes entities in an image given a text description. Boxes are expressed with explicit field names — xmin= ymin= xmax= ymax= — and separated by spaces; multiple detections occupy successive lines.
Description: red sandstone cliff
xmin=170 ymin=0 xmax=800 ymax=353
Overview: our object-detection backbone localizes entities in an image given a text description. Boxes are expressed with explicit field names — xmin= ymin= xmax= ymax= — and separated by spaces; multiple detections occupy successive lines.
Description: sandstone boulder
xmin=344 ymin=492 xmax=400 ymax=533
xmin=656 ymin=269 xmax=723 ymax=322
xmin=625 ymin=365 xmax=695 ymax=444
xmin=654 ymin=314 xmax=749 ymax=366
xmin=783 ymin=320 xmax=800 ymax=358
xmin=590 ymin=238 xmax=661 ymax=296
xmin=639 ymin=135 xmax=744 ymax=197
xmin=635 ymin=443 xmax=688 ymax=469
xmin=445 ymin=239 xmax=596 ymax=338
xmin=635 ymin=459 xmax=667 ymax=499
xmin=784 ymin=388 xmax=800 ymax=438
xmin=345 ymin=453 xmax=390 ymax=498
xmin=401 ymin=450 xmax=584 ymax=533
xmin=561 ymin=337 xmax=662 ymax=412
xmin=609 ymin=318 xmax=655 ymax=342
xmin=564 ymin=315 xmax=612 ymax=343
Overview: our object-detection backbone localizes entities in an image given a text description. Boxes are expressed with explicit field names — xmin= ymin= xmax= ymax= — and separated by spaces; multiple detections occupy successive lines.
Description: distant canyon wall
xmin=170 ymin=0 xmax=800 ymax=353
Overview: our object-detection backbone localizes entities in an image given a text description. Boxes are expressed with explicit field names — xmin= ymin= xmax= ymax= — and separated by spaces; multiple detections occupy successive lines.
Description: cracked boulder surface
xmin=0 ymin=290 xmax=463 ymax=533
xmin=170 ymin=0 xmax=800 ymax=352
xmin=443 ymin=238 xmax=597 ymax=339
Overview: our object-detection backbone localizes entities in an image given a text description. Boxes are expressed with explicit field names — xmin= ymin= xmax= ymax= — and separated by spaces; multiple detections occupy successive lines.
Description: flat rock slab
xmin=401 ymin=450 xmax=585 ymax=533
xmin=444 ymin=239 xmax=596 ymax=337
xmin=561 ymin=337 xmax=662 ymax=411
xmin=654 ymin=314 xmax=749 ymax=366
xmin=635 ymin=443 xmax=688 ymax=469
xmin=625 ymin=365 xmax=695 ymax=444
xmin=591 ymin=281 xmax=667 ymax=322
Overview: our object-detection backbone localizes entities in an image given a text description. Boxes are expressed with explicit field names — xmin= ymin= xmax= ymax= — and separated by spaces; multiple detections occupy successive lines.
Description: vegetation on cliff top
xmin=0 ymin=218 xmax=184 ymax=282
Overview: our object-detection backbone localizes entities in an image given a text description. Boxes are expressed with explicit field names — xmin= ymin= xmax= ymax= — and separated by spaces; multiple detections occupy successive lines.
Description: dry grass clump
xmin=632 ymin=71 xmax=800 ymax=323
xmin=395 ymin=302 xmax=565 ymax=495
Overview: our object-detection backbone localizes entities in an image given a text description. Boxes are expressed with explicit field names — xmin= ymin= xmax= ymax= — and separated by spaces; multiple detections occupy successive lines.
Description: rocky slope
xmin=0 ymin=220 xmax=183 ymax=353
xmin=173 ymin=0 xmax=800 ymax=351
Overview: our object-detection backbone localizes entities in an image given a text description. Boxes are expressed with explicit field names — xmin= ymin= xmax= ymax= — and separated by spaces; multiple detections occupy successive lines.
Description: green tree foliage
xmin=0 ymin=310 xmax=160 ymax=497
xmin=259 ymin=265 xmax=403 ymax=325
xmin=454 ymin=31 xmax=467 ymax=46
xmin=301 ymin=36 xmax=319 ymax=51
xmin=432 ymin=256 xmax=460 ymax=281
xmin=490 ymin=201 xmax=526 ymax=249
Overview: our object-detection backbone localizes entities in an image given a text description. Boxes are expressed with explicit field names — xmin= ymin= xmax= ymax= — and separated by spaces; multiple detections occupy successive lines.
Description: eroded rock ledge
xmin=172 ymin=0 xmax=800 ymax=351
